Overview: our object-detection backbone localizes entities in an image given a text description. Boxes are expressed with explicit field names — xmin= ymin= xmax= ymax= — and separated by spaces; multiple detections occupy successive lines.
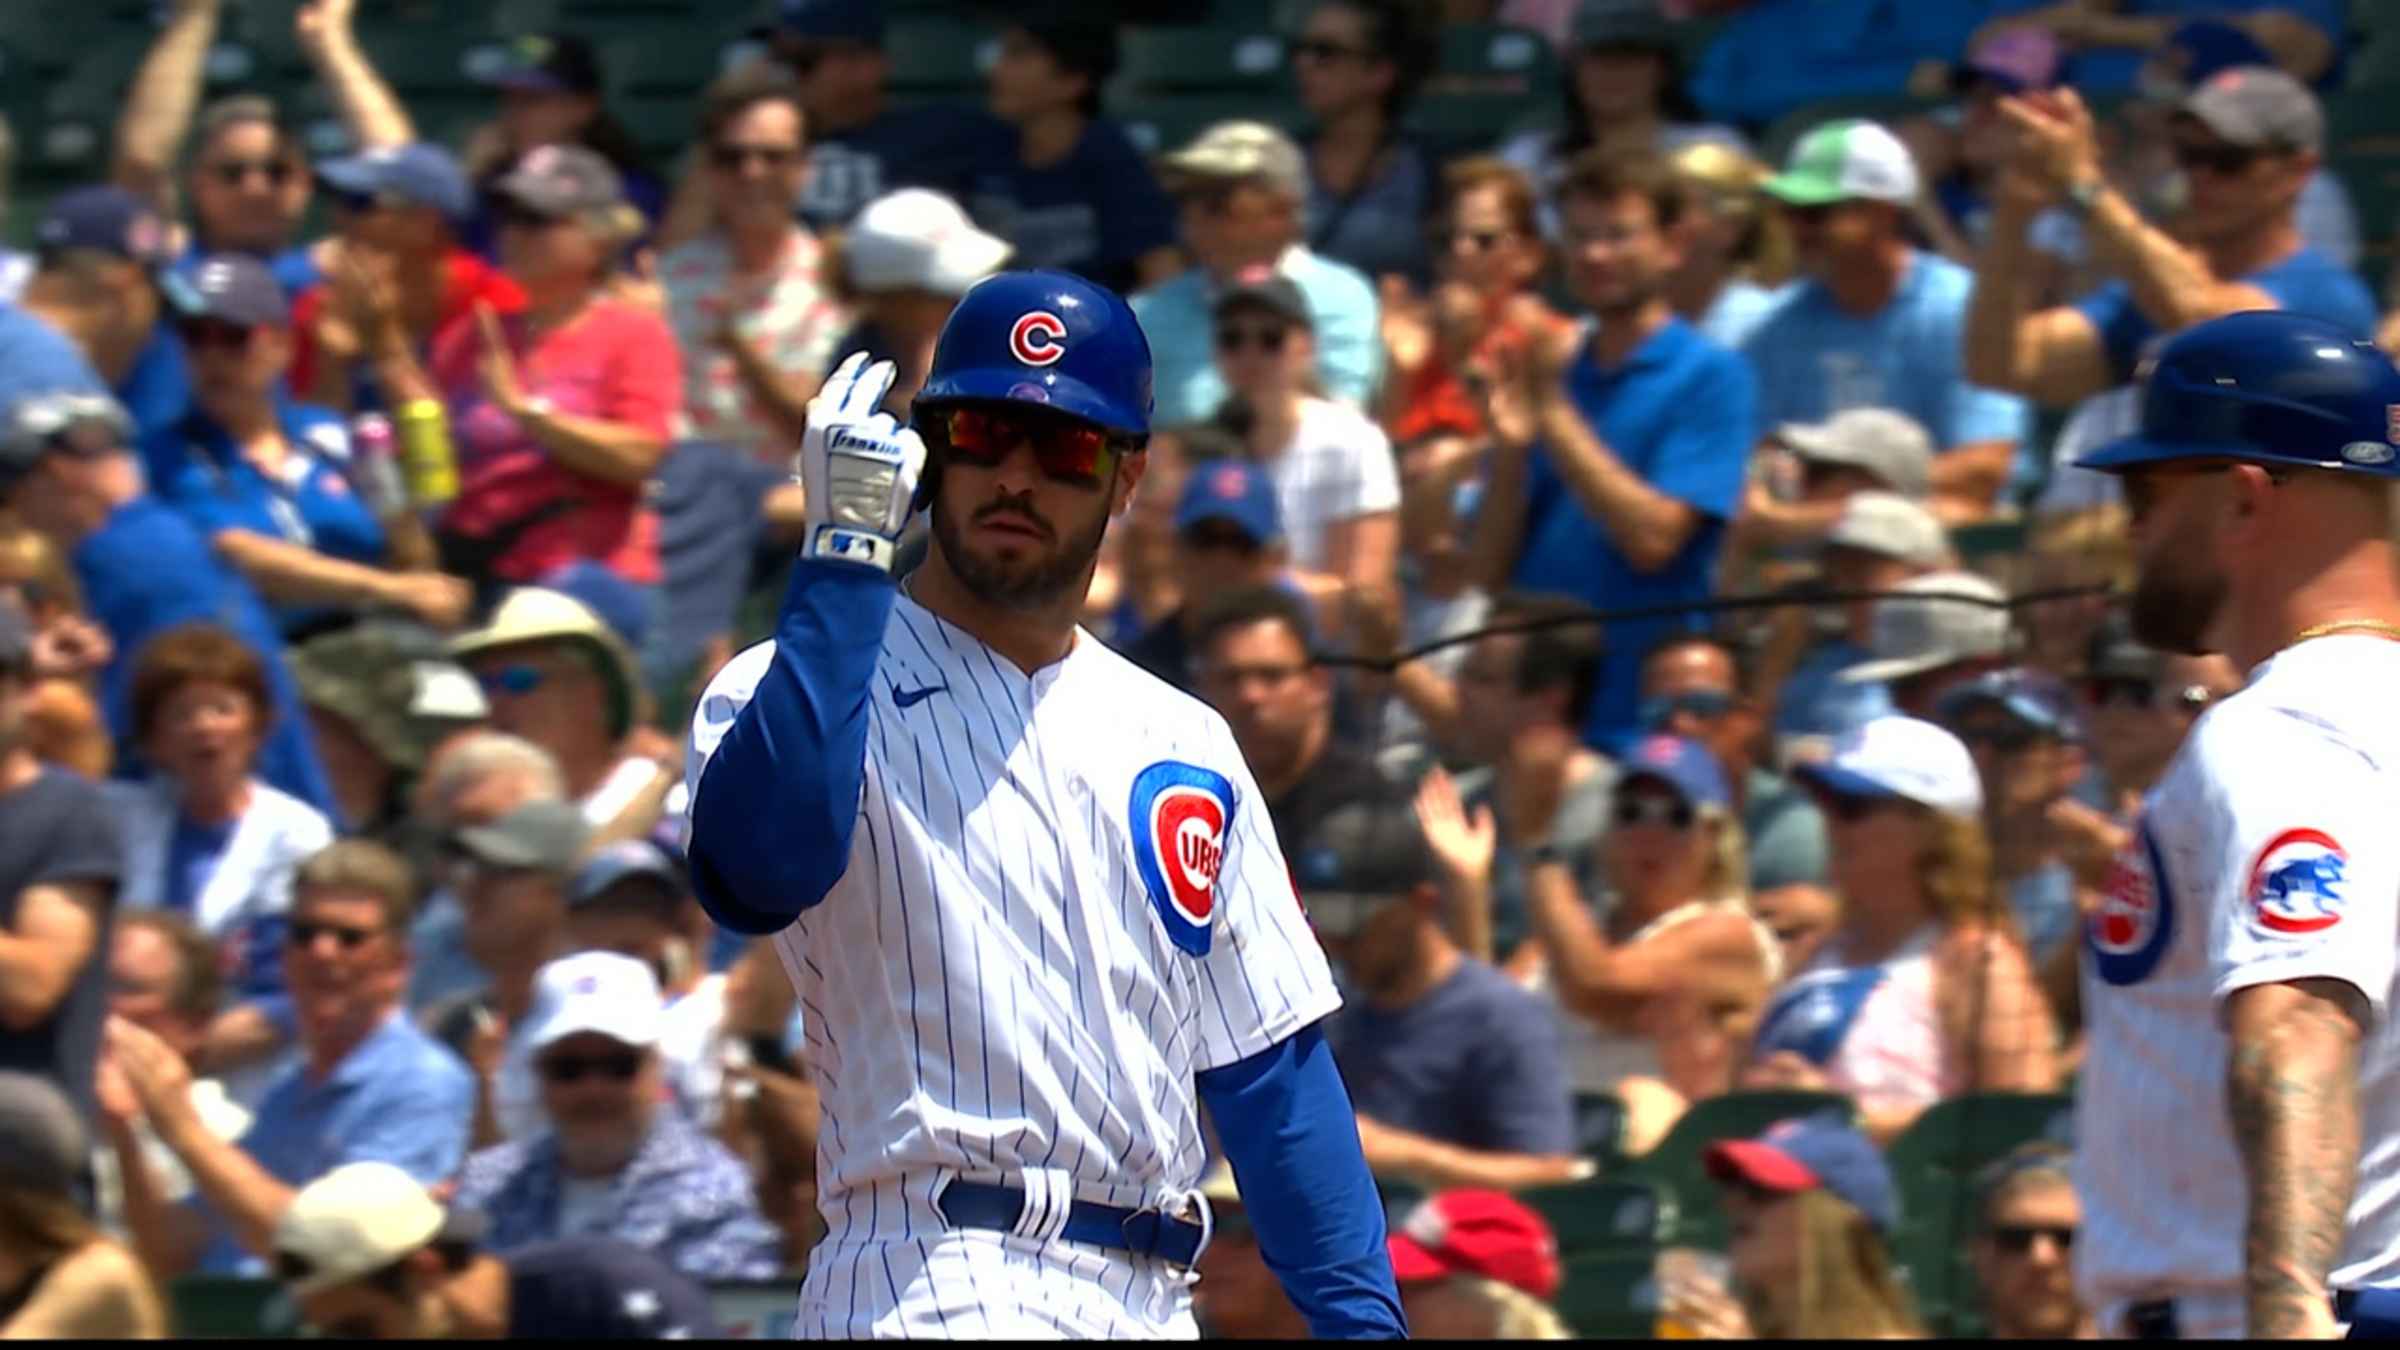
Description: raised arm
xmin=113 ymin=0 xmax=225 ymax=209
xmin=1964 ymin=163 xmax=2113 ymax=406
xmin=295 ymin=0 xmax=417 ymax=151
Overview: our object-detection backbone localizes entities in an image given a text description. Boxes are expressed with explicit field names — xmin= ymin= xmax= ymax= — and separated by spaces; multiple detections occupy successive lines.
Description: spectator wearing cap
xmin=1835 ymin=569 xmax=2014 ymax=723
xmin=462 ymin=33 xmax=665 ymax=258
xmin=1742 ymin=120 xmax=2031 ymax=522
xmin=1192 ymin=587 xmax=1396 ymax=853
xmin=1212 ymin=274 xmax=1400 ymax=634
xmin=1640 ymin=633 xmax=1830 ymax=895
xmin=1740 ymin=407 xmax=1937 ymax=557
xmin=1394 ymin=592 xmax=1618 ymax=969
xmin=452 ymin=952 xmax=778 ymax=1281
xmin=1189 ymin=1163 xmax=1309 ymax=1338
xmin=271 ymin=1161 xmax=720 ymax=1339
xmin=148 ymin=253 xmax=473 ymax=637
xmin=1704 ymin=1113 xmax=1919 ymax=1338
xmin=1935 ymin=668 xmax=2096 ymax=967
xmin=0 ymin=294 xmax=108 ymax=440
xmin=1497 ymin=0 xmax=1751 ymax=240
xmin=968 ymin=21 xmax=1180 ymax=296
xmin=1965 ymin=66 xmax=2375 ymax=432
xmin=109 ymin=625 xmax=337 ymax=1103
xmin=1766 ymin=491 xmax=1954 ymax=755
xmin=1907 ymin=24 xmax=2078 ymax=298
xmin=1469 ymin=149 xmax=1756 ymax=746
xmin=1387 ymin=1189 xmax=1571 ymax=1339
xmin=19 ymin=186 xmax=198 ymax=444
xmin=288 ymin=620 xmax=491 ymax=844
xmin=1119 ymin=458 xmax=1293 ymax=693
xmin=659 ymin=67 xmax=846 ymax=463
xmin=0 ymin=389 xmax=338 ymax=817
xmin=0 ymin=1071 xmax=165 ymax=1337
xmin=2076 ymin=621 xmax=2238 ymax=830
xmin=1525 ymin=733 xmax=1779 ymax=1149
xmin=0 ymin=604 xmax=123 ymax=1125
xmin=406 ymin=730 xmax=565 ymax=1016
xmin=104 ymin=839 xmax=473 ymax=1281
xmin=1306 ymin=797 xmax=1585 ymax=1189
xmin=434 ymin=797 xmax=590 ymax=1146
xmin=1137 ymin=120 xmax=1383 ymax=427
xmin=563 ymin=842 xmax=733 ymax=1130
xmin=1970 ymin=1141 xmax=2092 ymax=1340
xmin=450 ymin=586 xmax=671 ymax=842
xmin=1661 ymin=140 xmax=1791 ymax=352
xmin=92 ymin=912 xmax=253 ymax=1241
xmin=824 ymin=188 xmax=1013 ymax=416
xmin=376 ymin=144 xmax=682 ymax=596
xmin=1985 ymin=1 xmax=2341 ymax=93
xmin=772 ymin=0 xmax=1007 ymax=232
xmin=1750 ymin=716 xmax=2057 ymax=1140
xmin=1288 ymin=0 xmax=1439 ymax=289
xmin=296 ymin=142 xmax=526 ymax=412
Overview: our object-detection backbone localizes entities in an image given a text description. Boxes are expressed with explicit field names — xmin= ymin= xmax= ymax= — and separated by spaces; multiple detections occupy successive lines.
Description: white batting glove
xmin=796 ymin=352 xmax=927 ymax=572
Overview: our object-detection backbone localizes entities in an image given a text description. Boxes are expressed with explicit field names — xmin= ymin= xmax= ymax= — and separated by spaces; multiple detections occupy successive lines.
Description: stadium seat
xmin=1119 ymin=25 xmax=1290 ymax=93
xmin=1115 ymin=93 xmax=1304 ymax=158
xmin=1519 ymin=1174 xmax=1669 ymax=1256
xmin=599 ymin=30 xmax=749 ymax=98
xmin=1571 ymin=1089 xmax=1627 ymax=1166
xmin=359 ymin=25 xmax=490 ymax=100
xmin=1884 ymin=1091 xmax=2073 ymax=1336
xmin=1612 ymin=1089 xmax=1855 ymax=1249
xmin=1411 ymin=23 xmax=1559 ymax=156
xmin=1555 ymin=1250 xmax=1663 ymax=1337
xmin=169 ymin=1276 xmax=298 ymax=1339
xmin=885 ymin=18 xmax=1000 ymax=100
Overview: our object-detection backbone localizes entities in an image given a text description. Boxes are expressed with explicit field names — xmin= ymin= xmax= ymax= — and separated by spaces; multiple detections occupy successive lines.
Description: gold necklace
xmin=2290 ymin=618 xmax=2400 ymax=645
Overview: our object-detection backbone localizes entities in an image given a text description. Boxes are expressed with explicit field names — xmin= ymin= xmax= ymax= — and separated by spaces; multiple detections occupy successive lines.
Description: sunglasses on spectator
xmin=925 ymin=405 xmax=1124 ymax=489
xmin=1988 ymin=1223 xmax=2076 ymax=1255
xmin=1441 ymin=226 xmax=1513 ymax=254
xmin=286 ymin=917 xmax=380 ymax=951
xmin=1215 ymin=323 xmax=1289 ymax=355
xmin=1202 ymin=660 xmax=1311 ymax=690
xmin=177 ymin=319 xmax=260 ymax=352
xmin=1613 ymin=795 xmax=1695 ymax=830
xmin=1642 ymin=689 xmax=1735 ymax=728
xmin=495 ymin=203 xmax=569 ymax=232
xmin=1950 ymin=719 xmax=2044 ymax=753
xmin=477 ymin=664 xmax=551 ymax=697
xmin=538 ymin=1049 xmax=645 ymax=1085
xmin=2088 ymin=677 xmax=2213 ymax=715
xmin=1291 ymin=37 xmax=1376 ymax=64
xmin=1182 ymin=524 xmax=1263 ymax=554
xmin=2171 ymin=139 xmax=2262 ymax=175
xmin=711 ymin=143 xmax=801 ymax=171
xmin=208 ymin=158 xmax=293 ymax=187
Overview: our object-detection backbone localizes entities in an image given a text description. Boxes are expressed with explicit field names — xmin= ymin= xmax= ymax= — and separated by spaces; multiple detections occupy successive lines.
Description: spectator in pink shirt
xmin=404 ymin=146 xmax=682 ymax=596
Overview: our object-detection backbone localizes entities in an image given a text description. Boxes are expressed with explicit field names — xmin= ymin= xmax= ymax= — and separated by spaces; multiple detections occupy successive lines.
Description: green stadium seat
xmin=1115 ymin=93 xmax=1304 ymax=158
xmin=1555 ymin=1250 xmax=1662 ymax=1338
xmin=1884 ymin=1091 xmax=2073 ymax=1336
xmin=1433 ymin=23 xmax=1557 ymax=93
xmin=885 ymin=19 xmax=999 ymax=99
xmin=1519 ymin=1174 xmax=1670 ymax=1256
xmin=1571 ymin=1089 xmax=1627 ymax=1166
xmin=169 ymin=1276 xmax=298 ymax=1339
xmin=599 ymin=31 xmax=749 ymax=98
xmin=1612 ymin=1089 xmax=1855 ymax=1249
xmin=619 ymin=93 xmax=699 ymax=162
xmin=360 ymin=25 xmax=491 ymax=99
xmin=1120 ymin=26 xmax=1290 ymax=93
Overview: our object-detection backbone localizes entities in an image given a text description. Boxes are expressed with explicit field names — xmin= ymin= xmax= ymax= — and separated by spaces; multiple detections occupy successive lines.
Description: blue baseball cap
xmin=481 ymin=32 xmax=603 ymax=95
xmin=162 ymin=253 xmax=289 ymax=329
xmin=915 ymin=269 xmax=1154 ymax=439
xmin=36 ymin=186 xmax=175 ymax=268
xmin=317 ymin=143 xmax=474 ymax=222
xmin=1706 ymin=1112 xmax=1898 ymax=1232
xmin=1612 ymin=733 xmax=1730 ymax=810
xmin=1937 ymin=667 xmax=2085 ymax=743
xmin=1175 ymin=459 xmax=1281 ymax=545
xmin=778 ymin=0 xmax=884 ymax=44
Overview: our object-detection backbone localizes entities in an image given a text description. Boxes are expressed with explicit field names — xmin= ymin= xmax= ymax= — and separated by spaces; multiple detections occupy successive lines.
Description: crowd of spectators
xmin=0 ymin=0 xmax=2379 ymax=1337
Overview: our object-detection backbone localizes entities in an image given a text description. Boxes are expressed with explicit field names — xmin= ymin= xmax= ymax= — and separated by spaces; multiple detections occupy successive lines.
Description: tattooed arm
xmin=2225 ymin=977 xmax=2366 ymax=1340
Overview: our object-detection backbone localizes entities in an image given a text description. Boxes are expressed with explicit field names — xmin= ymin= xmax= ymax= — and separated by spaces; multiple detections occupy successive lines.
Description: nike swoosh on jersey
xmin=892 ymin=683 xmax=948 ymax=708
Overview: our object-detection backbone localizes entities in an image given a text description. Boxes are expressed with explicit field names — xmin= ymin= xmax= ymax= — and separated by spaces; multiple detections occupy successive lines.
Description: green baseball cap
xmin=1762 ymin=119 xmax=1920 ymax=207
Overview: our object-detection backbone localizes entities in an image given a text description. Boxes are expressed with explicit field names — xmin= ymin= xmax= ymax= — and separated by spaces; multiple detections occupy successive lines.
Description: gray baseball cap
xmin=0 ymin=1072 xmax=86 ymax=1198
xmin=449 ymin=799 xmax=589 ymax=874
xmin=2177 ymin=65 xmax=2321 ymax=154
xmin=493 ymin=144 xmax=625 ymax=219
xmin=1776 ymin=408 xmax=1934 ymax=500
xmin=0 ymin=390 xmax=132 ymax=497
xmin=1839 ymin=570 xmax=2011 ymax=684
xmin=1825 ymin=491 xmax=1951 ymax=568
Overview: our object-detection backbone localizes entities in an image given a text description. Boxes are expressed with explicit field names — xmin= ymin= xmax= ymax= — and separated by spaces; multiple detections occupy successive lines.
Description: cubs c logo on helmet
xmin=2088 ymin=819 xmax=2175 ymax=985
xmin=2246 ymin=828 xmax=2348 ymax=935
xmin=1128 ymin=761 xmax=1235 ymax=956
xmin=1010 ymin=310 xmax=1067 ymax=367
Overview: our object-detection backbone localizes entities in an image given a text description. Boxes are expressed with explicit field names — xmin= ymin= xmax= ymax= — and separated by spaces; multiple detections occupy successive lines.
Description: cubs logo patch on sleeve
xmin=1128 ymin=761 xmax=1235 ymax=956
xmin=2246 ymin=828 xmax=2348 ymax=935
xmin=2088 ymin=820 xmax=2176 ymax=985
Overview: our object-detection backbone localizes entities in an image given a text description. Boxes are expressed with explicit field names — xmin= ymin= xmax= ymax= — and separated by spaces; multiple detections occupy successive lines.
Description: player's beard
xmin=2128 ymin=550 xmax=2228 ymax=655
xmin=932 ymin=483 xmax=1112 ymax=613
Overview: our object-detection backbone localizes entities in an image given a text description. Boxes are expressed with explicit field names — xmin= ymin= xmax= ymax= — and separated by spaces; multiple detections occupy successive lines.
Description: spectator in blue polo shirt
xmin=968 ymin=20 xmax=1180 ymax=296
xmin=150 ymin=253 xmax=471 ymax=640
xmin=17 ymin=187 xmax=197 ymax=445
xmin=0 ymin=390 xmax=337 ymax=818
xmin=99 ymin=839 xmax=473 ymax=1281
xmin=1468 ymin=149 xmax=1756 ymax=746
xmin=1742 ymin=122 xmax=2031 ymax=522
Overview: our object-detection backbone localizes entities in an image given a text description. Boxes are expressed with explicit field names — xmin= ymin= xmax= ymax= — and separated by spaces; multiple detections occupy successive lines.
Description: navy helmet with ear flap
xmin=911 ymin=269 xmax=1155 ymax=440
xmin=2077 ymin=310 xmax=2400 ymax=477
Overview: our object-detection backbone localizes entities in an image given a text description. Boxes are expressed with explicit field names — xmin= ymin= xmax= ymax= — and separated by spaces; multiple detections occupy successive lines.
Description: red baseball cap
xmin=1386 ymin=1190 xmax=1560 ymax=1301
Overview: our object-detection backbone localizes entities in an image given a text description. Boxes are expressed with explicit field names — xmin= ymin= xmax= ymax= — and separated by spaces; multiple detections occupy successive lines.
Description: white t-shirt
xmin=2076 ymin=634 xmax=2400 ymax=1310
xmin=1264 ymin=397 xmax=1401 ymax=573
xmin=660 ymin=973 xmax=731 ymax=1130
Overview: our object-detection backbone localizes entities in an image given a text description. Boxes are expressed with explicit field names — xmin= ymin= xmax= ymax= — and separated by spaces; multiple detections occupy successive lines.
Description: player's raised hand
xmin=797 ymin=352 xmax=927 ymax=572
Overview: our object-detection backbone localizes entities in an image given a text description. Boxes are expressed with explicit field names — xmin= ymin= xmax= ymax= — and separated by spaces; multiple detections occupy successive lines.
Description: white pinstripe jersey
xmin=2076 ymin=636 xmax=2400 ymax=1315
xmin=687 ymin=591 xmax=1341 ymax=1337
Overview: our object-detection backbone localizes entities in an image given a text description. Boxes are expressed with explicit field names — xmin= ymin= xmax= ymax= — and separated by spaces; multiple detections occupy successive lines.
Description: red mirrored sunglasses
xmin=926 ymin=405 xmax=1124 ymax=489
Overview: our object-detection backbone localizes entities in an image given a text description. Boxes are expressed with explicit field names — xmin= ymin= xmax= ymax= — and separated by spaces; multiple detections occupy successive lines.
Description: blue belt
xmin=937 ymin=1180 xmax=1206 ymax=1266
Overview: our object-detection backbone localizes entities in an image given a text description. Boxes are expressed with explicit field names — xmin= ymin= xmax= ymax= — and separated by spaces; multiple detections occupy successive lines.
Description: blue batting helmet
xmin=913 ymin=269 xmax=1154 ymax=439
xmin=2076 ymin=310 xmax=2400 ymax=477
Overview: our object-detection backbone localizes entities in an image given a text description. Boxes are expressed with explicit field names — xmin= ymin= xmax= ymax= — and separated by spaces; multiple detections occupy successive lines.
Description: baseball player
xmin=2070 ymin=310 xmax=2400 ymax=1340
xmin=683 ymin=269 xmax=1404 ymax=1340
